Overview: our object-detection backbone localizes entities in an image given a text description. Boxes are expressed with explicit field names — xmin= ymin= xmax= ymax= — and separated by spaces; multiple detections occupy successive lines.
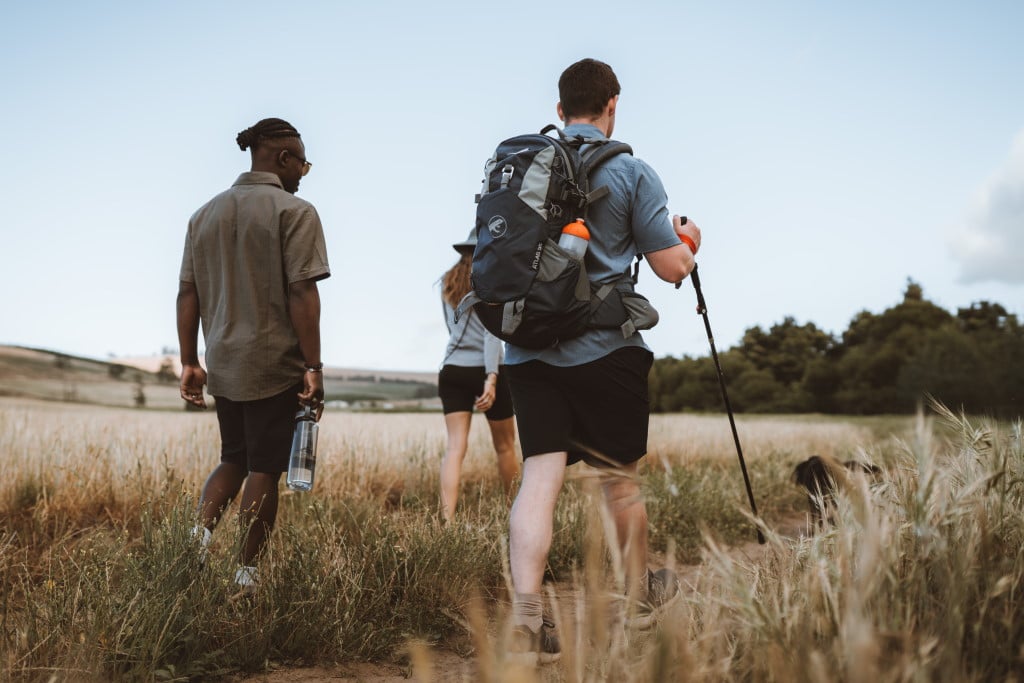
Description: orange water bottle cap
xmin=561 ymin=219 xmax=590 ymax=240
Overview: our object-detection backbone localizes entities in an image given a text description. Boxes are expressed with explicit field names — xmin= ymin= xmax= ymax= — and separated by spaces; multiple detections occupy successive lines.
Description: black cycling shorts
xmin=505 ymin=347 xmax=653 ymax=468
xmin=438 ymin=364 xmax=514 ymax=420
xmin=214 ymin=382 xmax=304 ymax=473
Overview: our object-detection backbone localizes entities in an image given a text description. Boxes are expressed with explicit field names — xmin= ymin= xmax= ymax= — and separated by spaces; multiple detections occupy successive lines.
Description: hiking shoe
xmin=228 ymin=565 xmax=258 ymax=602
xmin=508 ymin=616 xmax=561 ymax=665
xmin=628 ymin=567 xmax=680 ymax=630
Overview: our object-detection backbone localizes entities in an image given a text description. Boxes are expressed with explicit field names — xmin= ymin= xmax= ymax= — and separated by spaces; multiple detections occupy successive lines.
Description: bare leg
xmin=197 ymin=462 xmax=247 ymax=529
xmin=600 ymin=461 xmax=648 ymax=599
xmin=440 ymin=411 xmax=472 ymax=522
xmin=237 ymin=471 xmax=282 ymax=565
xmin=486 ymin=416 xmax=519 ymax=501
xmin=509 ymin=451 xmax=567 ymax=594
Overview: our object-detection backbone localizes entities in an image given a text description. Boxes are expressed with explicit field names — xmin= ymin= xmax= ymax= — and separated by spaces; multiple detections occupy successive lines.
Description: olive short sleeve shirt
xmin=179 ymin=172 xmax=330 ymax=401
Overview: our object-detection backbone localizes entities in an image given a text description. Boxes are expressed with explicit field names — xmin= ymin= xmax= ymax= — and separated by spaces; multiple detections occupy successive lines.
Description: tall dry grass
xmin=3 ymin=397 xmax=1019 ymax=681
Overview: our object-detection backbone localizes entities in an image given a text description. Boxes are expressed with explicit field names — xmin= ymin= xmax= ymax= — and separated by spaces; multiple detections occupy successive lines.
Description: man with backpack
xmin=496 ymin=58 xmax=702 ymax=663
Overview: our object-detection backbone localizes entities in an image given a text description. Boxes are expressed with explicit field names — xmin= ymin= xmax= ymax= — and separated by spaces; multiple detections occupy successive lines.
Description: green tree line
xmin=649 ymin=281 xmax=1024 ymax=416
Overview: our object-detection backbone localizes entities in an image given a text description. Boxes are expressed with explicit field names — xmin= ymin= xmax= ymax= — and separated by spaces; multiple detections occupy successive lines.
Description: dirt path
xmin=229 ymin=514 xmax=810 ymax=683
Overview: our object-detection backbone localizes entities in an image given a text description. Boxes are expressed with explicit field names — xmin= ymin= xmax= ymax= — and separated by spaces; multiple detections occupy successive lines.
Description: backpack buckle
xmin=500 ymin=164 xmax=515 ymax=189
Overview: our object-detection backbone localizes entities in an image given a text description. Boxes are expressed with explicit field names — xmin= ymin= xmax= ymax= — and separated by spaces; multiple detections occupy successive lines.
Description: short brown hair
xmin=558 ymin=58 xmax=621 ymax=120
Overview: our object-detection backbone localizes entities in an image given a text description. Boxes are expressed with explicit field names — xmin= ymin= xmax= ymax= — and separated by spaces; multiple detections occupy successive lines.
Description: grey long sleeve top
xmin=441 ymin=297 xmax=502 ymax=374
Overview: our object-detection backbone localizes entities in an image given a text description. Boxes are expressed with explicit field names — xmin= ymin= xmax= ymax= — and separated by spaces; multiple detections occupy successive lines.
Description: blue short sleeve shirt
xmin=504 ymin=123 xmax=680 ymax=367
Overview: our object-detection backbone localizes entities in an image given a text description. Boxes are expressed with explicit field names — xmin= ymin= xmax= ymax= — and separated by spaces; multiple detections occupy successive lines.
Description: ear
xmin=606 ymin=94 xmax=618 ymax=118
xmin=556 ymin=101 xmax=565 ymax=122
xmin=276 ymin=149 xmax=290 ymax=168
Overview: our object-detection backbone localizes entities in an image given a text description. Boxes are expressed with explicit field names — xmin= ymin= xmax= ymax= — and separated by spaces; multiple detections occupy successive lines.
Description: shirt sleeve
xmin=281 ymin=203 xmax=331 ymax=284
xmin=483 ymin=329 xmax=502 ymax=375
xmin=441 ymin=296 xmax=455 ymax=334
xmin=630 ymin=159 xmax=681 ymax=255
xmin=178 ymin=225 xmax=195 ymax=283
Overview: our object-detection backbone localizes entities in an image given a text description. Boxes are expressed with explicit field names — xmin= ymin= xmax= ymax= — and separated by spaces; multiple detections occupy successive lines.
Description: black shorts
xmin=505 ymin=347 xmax=653 ymax=468
xmin=214 ymin=382 xmax=304 ymax=473
xmin=438 ymin=364 xmax=514 ymax=420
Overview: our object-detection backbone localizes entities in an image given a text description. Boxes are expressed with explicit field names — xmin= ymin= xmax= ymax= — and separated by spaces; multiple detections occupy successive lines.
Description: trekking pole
xmin=676 ymin=221 xmax=765 ymax=544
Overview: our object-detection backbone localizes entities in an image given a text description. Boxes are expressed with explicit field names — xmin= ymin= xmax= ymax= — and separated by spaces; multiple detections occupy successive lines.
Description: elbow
xmin=677 ymin=256 xmax=696 ymax=282
xmin=654 ymin=257 xmax=695 ymax=284
xmin=646 ymin=244 xmax=695 ymax=284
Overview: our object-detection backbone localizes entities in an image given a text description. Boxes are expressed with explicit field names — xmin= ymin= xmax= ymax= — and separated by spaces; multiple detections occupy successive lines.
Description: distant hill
xmin=113 ymin=354 xmax=437 ymax=385
xmin=0 ymin=345 xmax=439 ymax=411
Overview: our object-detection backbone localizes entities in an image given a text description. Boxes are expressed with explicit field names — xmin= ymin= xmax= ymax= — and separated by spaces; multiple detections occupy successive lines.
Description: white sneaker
xmin=231 ymin=565 xmax=258 ymax=599
xmin=191 ymin=526 xmax=211 ymax=567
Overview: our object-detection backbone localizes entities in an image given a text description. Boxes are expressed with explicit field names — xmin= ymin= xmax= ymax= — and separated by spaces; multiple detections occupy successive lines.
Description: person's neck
xmin=564 ymin=116 xmax=611 ymax=137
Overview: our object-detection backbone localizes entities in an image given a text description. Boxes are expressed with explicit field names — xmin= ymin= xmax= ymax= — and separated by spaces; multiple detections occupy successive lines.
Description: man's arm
xmin=288 ymin=278 xmax=324 ymax=410
xmin=644 ymin=215 xmax=702 ymax=284
xmin=176 ymin=280 xmax=207 ymax=408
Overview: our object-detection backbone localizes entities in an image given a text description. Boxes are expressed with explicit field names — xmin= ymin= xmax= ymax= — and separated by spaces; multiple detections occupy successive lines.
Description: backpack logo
xmin=531 ymin=242 xmax=543 ymax=270
xmin=487 ymin=216 xmax=508 ymax=239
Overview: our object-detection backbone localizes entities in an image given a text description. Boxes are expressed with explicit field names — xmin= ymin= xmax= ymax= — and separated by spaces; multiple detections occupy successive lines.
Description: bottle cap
xmin=561 ymin=219 xmax=589 ymax=240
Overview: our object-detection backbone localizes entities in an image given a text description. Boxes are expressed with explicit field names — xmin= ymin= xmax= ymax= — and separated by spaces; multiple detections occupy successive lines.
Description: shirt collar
xmin=563 ymin=122 xmax=607 ymax=141
xmin=232 ymin=171 xmax=284 ymax=189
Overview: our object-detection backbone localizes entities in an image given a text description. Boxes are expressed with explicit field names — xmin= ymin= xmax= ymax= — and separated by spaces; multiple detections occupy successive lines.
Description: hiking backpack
xmin=456 ymin=125 xmax=660 ymax=349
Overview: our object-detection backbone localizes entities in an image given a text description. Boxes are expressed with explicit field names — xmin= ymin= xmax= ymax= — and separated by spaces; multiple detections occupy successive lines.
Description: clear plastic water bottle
xmin=287 ymin=406 xmax=319 ymax=492
xmin=558 ymin=219 xmax=590 ymax=260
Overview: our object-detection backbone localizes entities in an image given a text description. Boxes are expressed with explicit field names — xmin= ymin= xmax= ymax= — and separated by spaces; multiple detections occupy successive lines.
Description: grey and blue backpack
xmin=456 ymin=125 xmax=659 ymax=349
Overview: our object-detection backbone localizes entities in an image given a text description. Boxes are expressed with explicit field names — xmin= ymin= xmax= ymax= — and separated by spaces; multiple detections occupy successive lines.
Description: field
xmin=0 ymin=346 xmax=439 ymax=411
xmin=1 ymin=397 xmax=1022 ymax=681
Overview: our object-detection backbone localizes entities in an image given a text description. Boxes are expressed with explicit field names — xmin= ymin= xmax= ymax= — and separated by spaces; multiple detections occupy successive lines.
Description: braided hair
xmin=236 ymin=118 xmax=301 ymax=151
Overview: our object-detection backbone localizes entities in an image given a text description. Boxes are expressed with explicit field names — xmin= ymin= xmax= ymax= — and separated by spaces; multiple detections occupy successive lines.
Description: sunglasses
xmin=288 ymin=150 xmax=312 ymax=176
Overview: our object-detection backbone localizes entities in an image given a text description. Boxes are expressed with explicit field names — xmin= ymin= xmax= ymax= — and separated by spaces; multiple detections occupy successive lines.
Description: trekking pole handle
xmin=674 ymin=216 xmax=689 ymax=290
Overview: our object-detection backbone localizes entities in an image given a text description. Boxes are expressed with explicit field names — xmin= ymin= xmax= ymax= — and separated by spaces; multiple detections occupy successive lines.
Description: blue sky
xmin=1 ymin=1 xmax=1021 ymax=373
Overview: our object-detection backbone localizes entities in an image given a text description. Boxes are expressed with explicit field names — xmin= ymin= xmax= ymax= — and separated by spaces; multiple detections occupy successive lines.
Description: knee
xmin=248 ymin=471 xmax=282 ymax=486
xmin=602 ymin=477 xmax=643 ymax=512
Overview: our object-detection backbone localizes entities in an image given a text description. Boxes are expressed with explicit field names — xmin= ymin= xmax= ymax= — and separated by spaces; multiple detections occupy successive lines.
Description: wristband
xmin=305 ymin=362 xmax=323 ymax=373
xmin=678 ymin=234 xmax=698 ymax=255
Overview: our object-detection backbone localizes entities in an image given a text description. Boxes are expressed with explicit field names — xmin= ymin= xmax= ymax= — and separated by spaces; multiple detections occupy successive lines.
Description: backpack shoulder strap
xmin=581 ymin=140 xmax=633 ymax=177
xmin=453 ymin=291 xmax=482 ymax=324
xmin=580 ymin=141 xmax=634 ymax=204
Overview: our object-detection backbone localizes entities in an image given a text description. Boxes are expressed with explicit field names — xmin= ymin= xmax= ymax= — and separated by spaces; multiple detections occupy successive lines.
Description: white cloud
xmin=955 ymin=130 xmax=1024 ymax=284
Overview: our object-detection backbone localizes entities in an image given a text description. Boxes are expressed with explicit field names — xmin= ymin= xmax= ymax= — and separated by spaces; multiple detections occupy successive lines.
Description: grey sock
xmin=513 ymin=592 xmax=543 ymax=632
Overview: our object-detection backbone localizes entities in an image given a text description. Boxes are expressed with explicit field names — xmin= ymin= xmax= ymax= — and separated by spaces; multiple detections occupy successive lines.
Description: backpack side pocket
xmin=589 ymin=280 xmax=660 ymax=338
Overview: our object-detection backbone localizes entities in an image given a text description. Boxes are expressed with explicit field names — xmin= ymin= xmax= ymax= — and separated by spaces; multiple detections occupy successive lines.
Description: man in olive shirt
xmin=177 ymin=117 xmax=330 ymax=591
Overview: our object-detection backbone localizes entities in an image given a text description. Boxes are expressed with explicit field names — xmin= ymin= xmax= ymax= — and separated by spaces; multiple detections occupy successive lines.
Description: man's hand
xmin=646 ymin=215 xmax=703 ymax=284
xmin=673 ymin=215 xmax=702 ymax=254
xmin=298 ymin=370 xmax=325 ymax=421
xmin=180 ymin=363 xmax=208 ymax=409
